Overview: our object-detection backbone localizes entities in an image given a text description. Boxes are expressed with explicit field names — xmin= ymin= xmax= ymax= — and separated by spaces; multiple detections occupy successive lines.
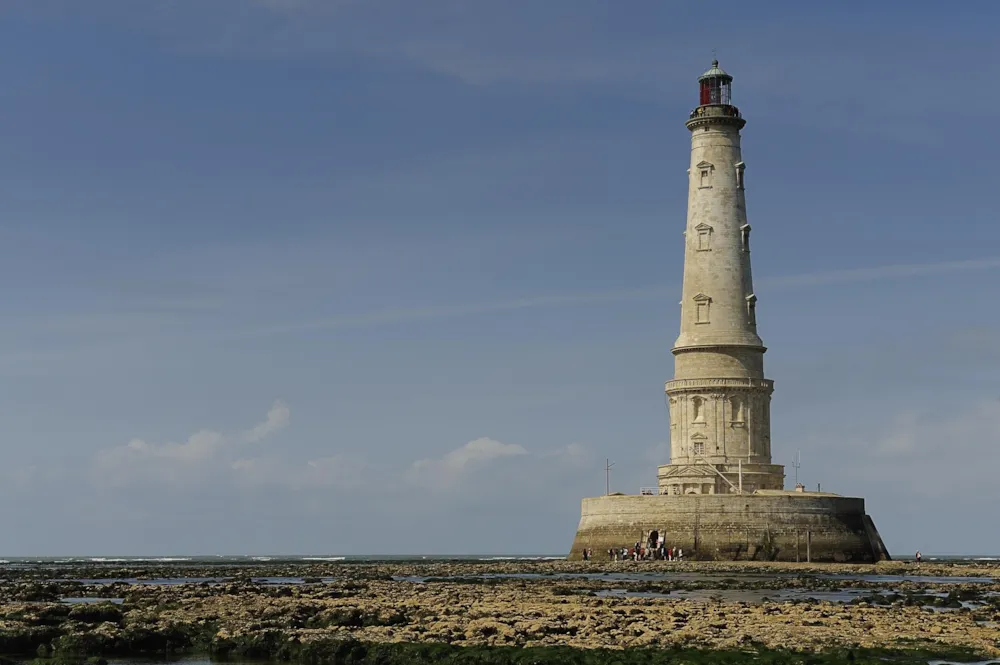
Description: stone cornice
xmin=686 ymin=104 xmax=745 ymax=130
xmin=665 ymin=378 xmax=774 ymax=394
xmin=685 ymin=115 xmax=746 ymax=131
xmin=672 ymin=343 xmax=767 ymax=355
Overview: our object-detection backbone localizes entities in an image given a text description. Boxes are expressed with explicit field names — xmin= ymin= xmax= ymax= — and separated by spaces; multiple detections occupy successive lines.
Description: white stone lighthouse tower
xmin=657 ymin=60 xmax=785 ymax=495
xmin=570 ymin=60 xmax=888 ymax=562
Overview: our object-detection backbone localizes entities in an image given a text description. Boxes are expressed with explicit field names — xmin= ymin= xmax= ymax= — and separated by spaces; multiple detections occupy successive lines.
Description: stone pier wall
xmin=569 ymin=494 xmax=889 ymax=563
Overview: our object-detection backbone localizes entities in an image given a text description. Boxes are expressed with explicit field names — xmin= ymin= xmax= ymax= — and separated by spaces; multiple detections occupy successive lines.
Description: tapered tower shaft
xmin=658 ymin=61 xmax=784 ymax=496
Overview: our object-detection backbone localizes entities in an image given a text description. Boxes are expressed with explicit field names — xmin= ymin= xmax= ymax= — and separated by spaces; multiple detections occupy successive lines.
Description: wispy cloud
xmin=230 ymin=256 xmax=1000 ymax=338
xmin=758 ymin=257 xmax=1000 ymax=291
xmin=38 ymin=1 xmax=995 ymax=134
xmin=150 ymin=1 xmax=688 ymax=88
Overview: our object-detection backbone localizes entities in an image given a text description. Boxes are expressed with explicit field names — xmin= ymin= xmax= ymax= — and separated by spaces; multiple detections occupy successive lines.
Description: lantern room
xmin=698 ymin=59 xmax=732 ymax=106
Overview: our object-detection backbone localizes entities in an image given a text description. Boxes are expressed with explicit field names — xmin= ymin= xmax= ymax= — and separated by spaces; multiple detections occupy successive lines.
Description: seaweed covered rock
xmin=67 ymin=604 xmax=123 ymax=625
xmin=0 ymin=624 xmax=62 ymax=654
xmin=210 ymin=628 xmax=300 ymax=661
xmin=0 ymin=558 xmax=997 ymax=661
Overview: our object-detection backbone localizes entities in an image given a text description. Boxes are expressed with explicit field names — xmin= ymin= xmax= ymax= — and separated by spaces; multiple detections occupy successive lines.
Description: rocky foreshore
xmin=0 ymin=559 xmax=997 ymax=663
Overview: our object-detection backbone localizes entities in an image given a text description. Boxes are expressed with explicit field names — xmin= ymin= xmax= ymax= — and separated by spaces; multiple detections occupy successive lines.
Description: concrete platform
xmin=569 ymin=492 xmax=890 ymax=562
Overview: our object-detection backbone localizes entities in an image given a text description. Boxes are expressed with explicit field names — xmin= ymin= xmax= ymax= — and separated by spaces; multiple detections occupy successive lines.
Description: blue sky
xmin=1 ymin=0 xmax=998 ymax=556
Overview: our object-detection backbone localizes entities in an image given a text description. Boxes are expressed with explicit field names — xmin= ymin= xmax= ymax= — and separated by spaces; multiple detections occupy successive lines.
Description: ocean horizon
xmin=0 ymin=554 xmax=997 ymax=564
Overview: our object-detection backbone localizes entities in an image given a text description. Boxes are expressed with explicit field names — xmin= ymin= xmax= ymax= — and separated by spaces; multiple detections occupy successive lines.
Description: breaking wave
xmin=479 ymin=556 xmax=564 ymax=561
xmin=87 ymin=557 xmax=193 ymax=563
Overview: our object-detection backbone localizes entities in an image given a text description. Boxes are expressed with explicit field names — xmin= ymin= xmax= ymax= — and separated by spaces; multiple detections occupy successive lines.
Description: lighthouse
xmin=568 ymin=60 xmax=889 ymax=562
xmin=657 ymin=60 xmax=785 ymax=496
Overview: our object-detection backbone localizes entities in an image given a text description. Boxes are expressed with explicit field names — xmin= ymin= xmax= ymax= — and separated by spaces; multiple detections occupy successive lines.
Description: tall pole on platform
xmin=605 ymin=458 xmax=615 ymax=495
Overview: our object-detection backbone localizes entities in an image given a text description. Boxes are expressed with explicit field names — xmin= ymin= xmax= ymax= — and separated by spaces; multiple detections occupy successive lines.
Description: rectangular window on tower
xmin=695 ymin=224 xmax=712 ymax=251
xmin=696 ymin=162 xmax=714 ymax=189
xmin=693 ymin=442 xmax=705 ymax=456
xmin=695 ymin=298 xmax=710 ymax=324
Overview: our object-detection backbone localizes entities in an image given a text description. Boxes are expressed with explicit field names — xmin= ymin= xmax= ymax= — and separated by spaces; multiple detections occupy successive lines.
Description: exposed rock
xmin=0 ymin=559 xmax=995 ymax=659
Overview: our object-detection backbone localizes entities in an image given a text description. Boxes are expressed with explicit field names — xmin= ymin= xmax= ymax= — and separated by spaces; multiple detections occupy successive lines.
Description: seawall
xmin=570 ymin=493 xmax=890 ymax=562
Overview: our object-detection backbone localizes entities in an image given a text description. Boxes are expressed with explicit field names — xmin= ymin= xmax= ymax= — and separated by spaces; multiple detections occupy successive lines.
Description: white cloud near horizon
xmin=403 ymin=437 xmax=597 ymax=498
xmin=822 ymin=399 xmax=1000 ymax=501
xmin=241 ymin=401 xmax=291 ymax=443
xmin=406 ymin=437 xmax=528 ymax=489
xmin=95 ymin=400 xmax=290 ymax=487
xmin=873 ymin=400 xmax=1000 ymax=461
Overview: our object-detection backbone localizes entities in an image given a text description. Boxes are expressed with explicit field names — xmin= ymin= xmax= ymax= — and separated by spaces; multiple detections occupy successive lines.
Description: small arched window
xmin=730 ymin=395 xmax=745 ymax=423
xmin=691 ymin=397 xmax=705 ymax=422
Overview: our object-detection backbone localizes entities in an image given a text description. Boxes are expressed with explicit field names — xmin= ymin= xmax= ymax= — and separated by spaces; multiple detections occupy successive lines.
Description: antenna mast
xmin=792 ymin=450 xmax=802 ymax=486
xmin=605 ymin=458 xmax=615 ymax=495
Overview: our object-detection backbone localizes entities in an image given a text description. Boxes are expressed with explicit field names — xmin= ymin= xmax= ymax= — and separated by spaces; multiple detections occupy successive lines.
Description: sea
xmin=0 ymin=554 xmax=996 ymax=564
xmin=0 ymin=555 xmax=570 ymax=564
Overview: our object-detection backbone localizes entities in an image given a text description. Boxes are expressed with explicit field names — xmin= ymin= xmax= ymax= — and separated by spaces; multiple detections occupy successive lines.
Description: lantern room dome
xmin=698 ymin=59 xmax=732 ymax=82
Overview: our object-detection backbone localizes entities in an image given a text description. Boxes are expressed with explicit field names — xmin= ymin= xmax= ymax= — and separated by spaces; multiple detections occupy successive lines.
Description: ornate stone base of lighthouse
xmin=569 ymin=492 xmax=889 ymax=562
xmin=566 ymin=60 xmax=889 ymax=563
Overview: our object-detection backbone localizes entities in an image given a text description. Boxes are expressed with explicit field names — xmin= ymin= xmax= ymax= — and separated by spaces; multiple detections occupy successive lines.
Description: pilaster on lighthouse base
xmin=568 ymin=492 xmax=890 ymax=562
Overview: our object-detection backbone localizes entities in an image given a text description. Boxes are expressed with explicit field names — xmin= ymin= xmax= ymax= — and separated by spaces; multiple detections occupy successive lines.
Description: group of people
xmin=580 ymin=529 xmax=685 ymax=562
xmin=609 ymin=539 xmax=683 ymax=562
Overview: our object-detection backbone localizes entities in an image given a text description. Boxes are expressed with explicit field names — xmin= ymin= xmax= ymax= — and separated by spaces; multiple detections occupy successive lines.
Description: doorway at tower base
xmin=568 ymin=493 xmax=890 ymax=562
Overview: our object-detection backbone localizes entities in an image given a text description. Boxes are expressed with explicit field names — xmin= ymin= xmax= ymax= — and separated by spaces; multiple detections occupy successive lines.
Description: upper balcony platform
xmin=686 ymin=104 xmax=745 ymax=130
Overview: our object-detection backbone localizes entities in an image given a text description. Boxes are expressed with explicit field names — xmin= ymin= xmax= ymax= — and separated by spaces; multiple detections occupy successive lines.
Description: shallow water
xmin=253 ymin=576 xmax=336 ymax=584
xmin=50 ymin=575 xmax=344 ymax=586
xmin=392 ymin=570 xmax=995 ymax=585
xmin=67 ymin=577 xmax=229 ymax=586
xmin=921 ymin=601 xmax=985 ymax=612
xmin=819 ymin=573 xmax=994 ymax=584
xmin=59 ymin=576 xmax=331 ymax=585
xmin=393 ymin=571 xmax=782 ymax=584
xmin=595 ymin=588 xmax=789 ymax=603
